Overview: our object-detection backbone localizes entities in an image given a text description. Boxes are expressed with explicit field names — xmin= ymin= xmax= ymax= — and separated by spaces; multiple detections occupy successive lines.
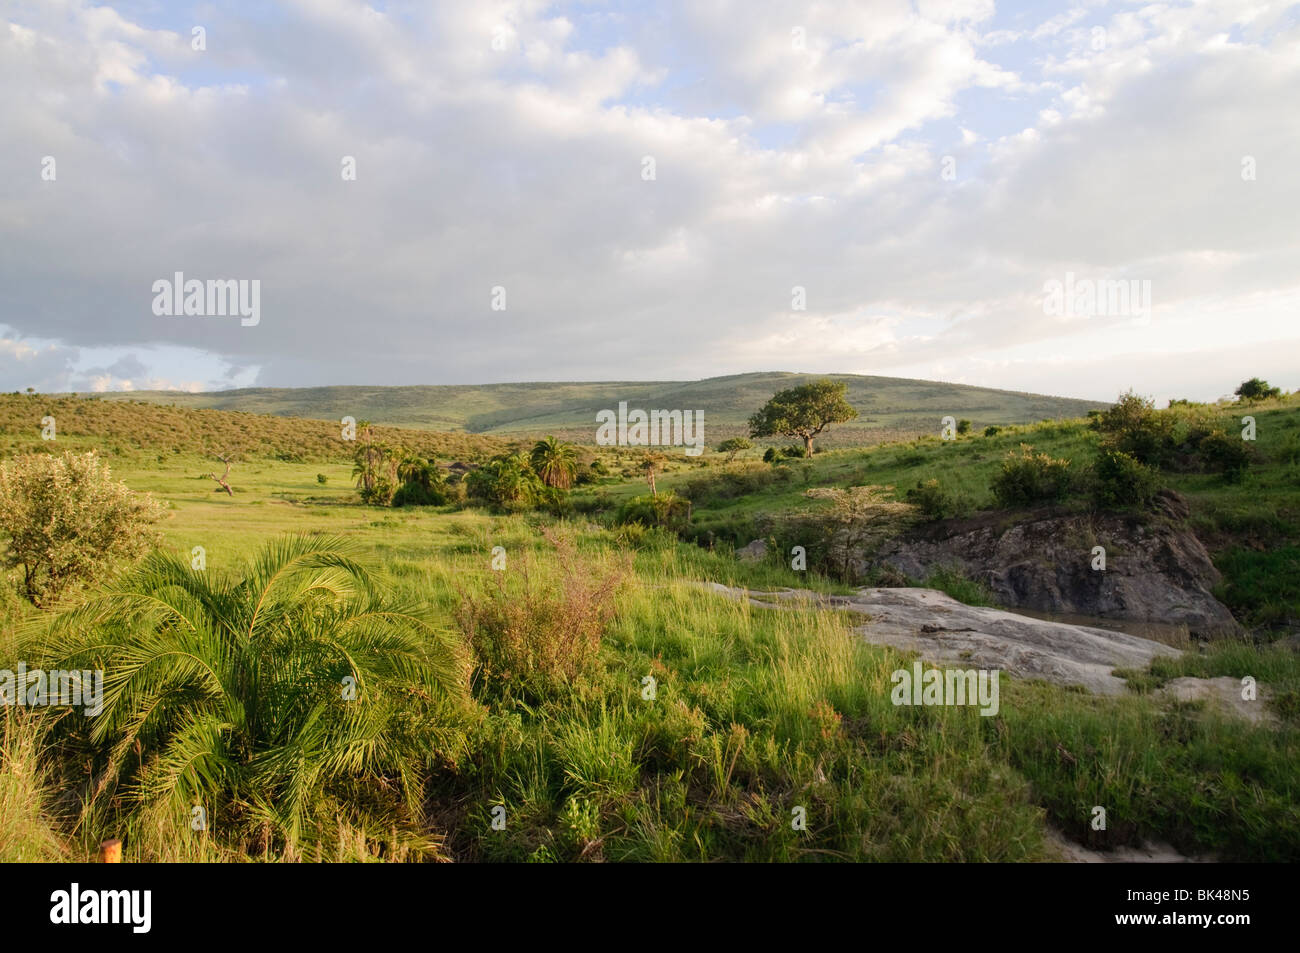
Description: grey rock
xmin=1162 ymin=676 xmax=1276 ymax=725
xmin=735 ymin=538 xmax=768 ymax=562
xmin=872 ymin=504 xmax=1240 ymax=640
xmin=697 ymin=583 xmax=1179 ymax=695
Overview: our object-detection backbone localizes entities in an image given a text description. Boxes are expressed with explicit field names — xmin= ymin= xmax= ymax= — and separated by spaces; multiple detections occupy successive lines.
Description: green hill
xmin=91 ymin=372 xmax=1107 ymax=446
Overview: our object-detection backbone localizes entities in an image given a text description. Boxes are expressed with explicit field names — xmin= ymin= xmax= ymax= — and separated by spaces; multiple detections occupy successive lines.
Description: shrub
xmin=616 ymin=491 xmax=691 ymax=533
xmin=990 ymin=445 xmax=1073 ymax=508
xmin=906 ymin=479 xmax=959 ymax=520
xmin=464 ymin=453 xmax=543 ymax=512
xmin=1094 ymin=391 xmax=1174 ymax=465
xmin=1197 ymin=430 xmax=1251 ymax=482
xmin=391 ymin=481 xmax=450 ymax=507
xmin=1091 ymin=450 xmax=1159 ymax=510
xmin=762 ymin=447 xmax=778 ymax=463
xmin=0 ymin=451 xmax=165 ymax=606
xmin=455 ymin=532 xmax=629 ymax=700
xmin=716 ymin=437 xmax=753 ymax=461
xmin=316 ymin=473 xmax=328 ymax=484
xmin=956 ymin=419 xmax=971 ymax=436
xmin=37 ymin=535 xmax=467 ymax=858
xmin=983 ymin=426 xmax=1001 ymax=438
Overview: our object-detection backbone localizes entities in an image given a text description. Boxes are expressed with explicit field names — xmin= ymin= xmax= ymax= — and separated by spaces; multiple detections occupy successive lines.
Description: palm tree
xmin=529 ymin=436 xmax=577 ymax=489
xmin=33 ymin=535 xmax=467 ymax=856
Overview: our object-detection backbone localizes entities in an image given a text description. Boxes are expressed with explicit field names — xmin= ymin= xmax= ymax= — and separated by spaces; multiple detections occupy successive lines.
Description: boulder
xmin=872 ymin=502 xmax=1240 ymax=640
xmin=697 ymin=583 xmax=1180 ymax=695
xmin=735 ymin=538 xmax=768 ymax=562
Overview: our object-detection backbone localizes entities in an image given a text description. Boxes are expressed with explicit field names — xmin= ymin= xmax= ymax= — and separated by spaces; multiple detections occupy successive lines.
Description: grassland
xmin=0 ymin=391 xmax=1296 ymax=863
xmin=90 ymin=371 xmax=1106 ymax=446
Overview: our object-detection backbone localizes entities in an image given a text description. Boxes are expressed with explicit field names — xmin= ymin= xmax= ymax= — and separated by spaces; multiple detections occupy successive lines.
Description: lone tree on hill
xmin=1235 ymin=378 xmax=1281 ymax=401
xmin=748 ymin=379 xmax=858 ymax=455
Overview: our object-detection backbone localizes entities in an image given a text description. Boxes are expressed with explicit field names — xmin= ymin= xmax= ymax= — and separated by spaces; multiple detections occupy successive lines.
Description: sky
xmin=1 ymin=0 xmax=1298 ymax=404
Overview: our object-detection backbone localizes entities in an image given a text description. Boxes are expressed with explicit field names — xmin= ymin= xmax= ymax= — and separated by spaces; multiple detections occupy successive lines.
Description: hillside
xmin=91 ymin=372 xmax=1107 ymax=445
xmin=0 ymin=394 xmax=507 ymax=463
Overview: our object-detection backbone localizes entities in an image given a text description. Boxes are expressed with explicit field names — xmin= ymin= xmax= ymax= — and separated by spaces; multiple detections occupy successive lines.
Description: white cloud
xmin=0 ymin=0 xmax=1295 ymax=402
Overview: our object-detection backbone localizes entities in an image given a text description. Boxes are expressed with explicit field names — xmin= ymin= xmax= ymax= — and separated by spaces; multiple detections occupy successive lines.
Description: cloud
xmin=0 ymin=0 xmax=1296 ymax=401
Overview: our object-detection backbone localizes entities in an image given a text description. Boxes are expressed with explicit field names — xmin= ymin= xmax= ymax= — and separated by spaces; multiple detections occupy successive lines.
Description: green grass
xmin=90 ymin=371 xmax=1105 ymax=444
xmin=1 ymin=391 xmax=1297 ymax=862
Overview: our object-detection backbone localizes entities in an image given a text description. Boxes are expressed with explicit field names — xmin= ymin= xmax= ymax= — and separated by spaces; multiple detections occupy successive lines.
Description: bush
xmin=990 ymin=445 xmax=1073 ymax=508
xmin=716 ymin=437 xmax=753 ymax=461
xmin=906 ymin=479 xmax=959 ymax=520
xmin=956 ymin=419 xmax=971 ymax=436
xmin=616 ymin=491 xmax=691 ymax=533
xmin=1094 ymin=391 xmax=1174 ymax=465
xmin=464 ymin=453 xmax=543 ymax=512
xmin=762 ymin=447 xmax=778 ymax=463
xmin=316 ymin=473 xmax=328 ymax=484
xmin=0 ymin=451 xmax=166 ymax=606
xmin=1091 ymin=450 xmax=1160 ymax=510
xmin=391 ymin=481 xmax=450 ymax=507
xmin=1197 ymin=430 xmax=1251 ymax=482
xmin=38 ymin=534 xmax=467 ymax=858
xmin=983 ymin=426 xmax=1001 ymax=438
xmin=454 ymin=532 xmax=629 ymax=700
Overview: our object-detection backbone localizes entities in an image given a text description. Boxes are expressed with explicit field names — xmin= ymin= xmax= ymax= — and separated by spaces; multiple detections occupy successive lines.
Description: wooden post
xmin=99 ymin=838 xmax=122 ymax=863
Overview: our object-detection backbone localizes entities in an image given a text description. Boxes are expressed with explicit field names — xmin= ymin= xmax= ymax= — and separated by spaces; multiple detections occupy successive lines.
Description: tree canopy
xmin=748 ymin=379 xmax=858 ymax=454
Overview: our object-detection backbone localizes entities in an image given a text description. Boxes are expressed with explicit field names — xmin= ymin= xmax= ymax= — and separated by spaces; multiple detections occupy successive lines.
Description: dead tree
xmin=209 ymin=454 xmax=234 ymax=496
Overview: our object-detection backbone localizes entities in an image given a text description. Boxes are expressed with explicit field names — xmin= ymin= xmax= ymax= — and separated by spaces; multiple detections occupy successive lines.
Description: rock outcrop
xmin=698 ymin=583 xmax=1181 ymax=695
xmin=872 ymin=496 xmax=1240 ymax=640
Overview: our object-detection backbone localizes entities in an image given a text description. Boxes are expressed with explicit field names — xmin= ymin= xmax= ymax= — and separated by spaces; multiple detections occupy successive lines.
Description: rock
xmin=872 ymin=506 xmax=1241 ymax=640
xmin=696 ymin=583 xmax=1180 ymax=695
xmin=1161 ymin=676 xmax=1276 ymax=725
xmin=1045 ymin=826 xmax=1214 ymax=863
xmin=735 ymin=538 xmax=768 ymax=562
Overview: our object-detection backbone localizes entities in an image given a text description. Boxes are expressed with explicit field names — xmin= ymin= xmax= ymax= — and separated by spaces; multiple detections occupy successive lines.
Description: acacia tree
xmin=716 ymin=437 xmax=752 ymax=462
xmin=748 ymin=379 xmax=858 ymax=455
xmin=1235 ymin=378 xmax=1282 ymax=401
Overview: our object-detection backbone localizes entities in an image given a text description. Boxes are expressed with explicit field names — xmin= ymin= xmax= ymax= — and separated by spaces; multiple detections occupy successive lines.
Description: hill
xmin=91 ymin=372 xmax=1107 ymax=446
xmin=0 ymin=394 xmax=507 ymax=463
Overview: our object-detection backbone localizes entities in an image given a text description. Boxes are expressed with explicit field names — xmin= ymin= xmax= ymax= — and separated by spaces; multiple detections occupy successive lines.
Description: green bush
xmin=990 ymin=445 xmax=1073 ymax=508
xmin=906 ymin=479 xmax=959 ymax=520
xmin=0 ymin=451 xmax=166 ymax=606
xmin=616 ymin=491 xmax=692 ymax=533
xmin=956 ymin=419 xmax=972 ymax=436
xmin=316 ymin=473 xmax=328 ymax=484
xmin=983 ymin=426 xmax=1001 ymax=438
xmin=1094 ymin=391 xmax=1174 ymax=465
xmin=1197 ymin=429 xmax=1251 ymax=482
xmin=1091 ymin=449 xmax=1159 ymax=510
